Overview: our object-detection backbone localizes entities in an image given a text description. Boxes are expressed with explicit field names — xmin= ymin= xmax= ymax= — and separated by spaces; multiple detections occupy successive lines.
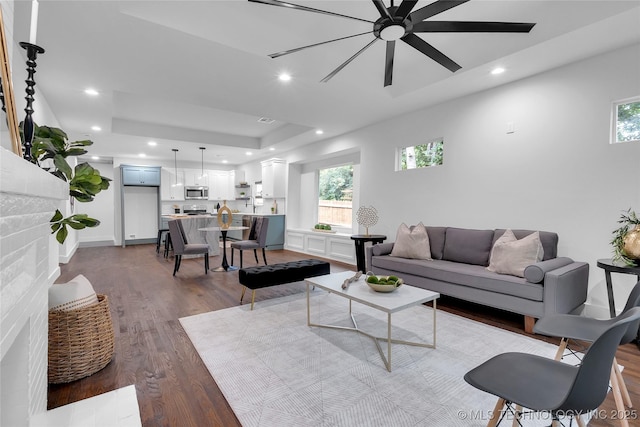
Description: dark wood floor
xmin=49 ymin=244 xmax=640 ymax=426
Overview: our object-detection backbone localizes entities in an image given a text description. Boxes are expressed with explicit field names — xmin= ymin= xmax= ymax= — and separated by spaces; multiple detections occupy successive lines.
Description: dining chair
xmin=168 ymin=219 xmax=209 ymax=276
xmin=532 ymin=279 xmax=640 ymax=427
xmin=464 ymin=307 xmax=640 ymax=427
xmin=230 ymin=216 xmax=269 ymax=268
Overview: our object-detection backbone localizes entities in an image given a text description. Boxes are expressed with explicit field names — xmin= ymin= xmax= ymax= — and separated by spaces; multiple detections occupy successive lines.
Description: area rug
xmin=180 ymin=287 xmax=593 ymax=427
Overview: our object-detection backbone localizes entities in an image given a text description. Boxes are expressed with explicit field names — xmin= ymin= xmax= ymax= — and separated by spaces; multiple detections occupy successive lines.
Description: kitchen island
xmin=162 ymin=215 xmax=221 ymax=256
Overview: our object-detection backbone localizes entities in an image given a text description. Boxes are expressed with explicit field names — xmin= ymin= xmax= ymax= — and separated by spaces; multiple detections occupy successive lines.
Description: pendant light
xmin=199 ymin=147 xmax=206 ymax=179
xmin=171 ymin=148 xmax=182 ymax=187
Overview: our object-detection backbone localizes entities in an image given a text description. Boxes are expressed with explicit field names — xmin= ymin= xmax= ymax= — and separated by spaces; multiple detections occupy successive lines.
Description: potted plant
xmin=611 ymin=208 xmax=640 ymax=267
xmin=29 ymin=124 xmax=111 ymax=243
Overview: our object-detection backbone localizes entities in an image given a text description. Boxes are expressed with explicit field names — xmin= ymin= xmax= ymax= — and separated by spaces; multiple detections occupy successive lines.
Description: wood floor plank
xmin=48 ymin=244 xmax=640 ymax=426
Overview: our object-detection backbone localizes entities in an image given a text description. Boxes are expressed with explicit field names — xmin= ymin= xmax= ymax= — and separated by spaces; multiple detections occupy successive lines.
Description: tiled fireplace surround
xmin=0 ymin=147 xmax=67 ymax=425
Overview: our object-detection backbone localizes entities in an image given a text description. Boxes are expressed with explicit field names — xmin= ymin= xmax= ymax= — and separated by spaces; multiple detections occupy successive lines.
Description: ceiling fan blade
xmin=371 ymin=0 xmax=392 ymax=19
xmin=401 ymin=33 xmax=461 ymax=72
xmin=410 ymin=0 xmax=470 ymax=23
xmin=395 ymin=0 xmax=418 ymax=20
xmin=413 ymin=21 xmax=536 ymax=33
xmin=384 ymin=41 xmax=395 ymax=87
xmin=321 ymin=38 xmax=379 ymax=83
xmin=269 ymin=32 xmax=372 ymax=58
xmin=249 ymin=0 xmax=374 ymax=24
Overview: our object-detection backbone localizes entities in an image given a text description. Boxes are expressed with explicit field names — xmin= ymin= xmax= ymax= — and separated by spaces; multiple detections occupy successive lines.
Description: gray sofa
xmin=366 ymin=227 xmax=589 ymax=333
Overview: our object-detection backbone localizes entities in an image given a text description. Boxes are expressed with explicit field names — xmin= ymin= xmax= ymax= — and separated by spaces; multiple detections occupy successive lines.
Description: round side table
xmin=351 ymin=234 xmax=387 ymax=273
xmin=597 ymin=258 xmax=640 ymax=318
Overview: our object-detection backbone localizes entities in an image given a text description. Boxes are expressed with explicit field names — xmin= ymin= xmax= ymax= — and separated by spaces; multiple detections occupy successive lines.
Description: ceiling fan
xmin=249 ymin=0 xmax=536 ymax=87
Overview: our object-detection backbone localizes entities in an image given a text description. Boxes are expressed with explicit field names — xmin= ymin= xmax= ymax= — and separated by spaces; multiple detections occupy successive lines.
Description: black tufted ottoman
xmin=238 ymin=259 xmax=330 ymax=309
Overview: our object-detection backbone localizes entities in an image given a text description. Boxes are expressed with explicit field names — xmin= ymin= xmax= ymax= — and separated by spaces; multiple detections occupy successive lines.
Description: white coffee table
xmin=305 ymin=271 xmax=439 ymax=372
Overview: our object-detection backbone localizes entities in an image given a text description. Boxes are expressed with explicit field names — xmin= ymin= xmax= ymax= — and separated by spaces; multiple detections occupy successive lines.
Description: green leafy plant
xmin=26 ymin=124 xmax=111 ymax=243
xmin=611 ymin=208 xmax=640 ymax=267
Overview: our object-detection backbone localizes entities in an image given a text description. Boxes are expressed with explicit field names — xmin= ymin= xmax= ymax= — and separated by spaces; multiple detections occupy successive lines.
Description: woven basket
xmin=48 ymin=294 xmax=115 ymax=384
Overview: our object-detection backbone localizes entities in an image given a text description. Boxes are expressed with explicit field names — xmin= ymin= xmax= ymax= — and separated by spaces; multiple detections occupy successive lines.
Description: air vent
xmin=258 ymin=117 xmax=275 ymax=124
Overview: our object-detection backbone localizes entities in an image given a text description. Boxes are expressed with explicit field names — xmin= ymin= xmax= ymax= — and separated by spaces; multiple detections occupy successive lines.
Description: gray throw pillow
xmin=390 ymin=222 xmax=432 ymax=260
xmin=487 ymin=229 xmax=544 ymax=277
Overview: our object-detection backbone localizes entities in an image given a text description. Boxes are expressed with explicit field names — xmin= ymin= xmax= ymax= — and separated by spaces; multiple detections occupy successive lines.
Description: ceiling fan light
xmin=380 ymin=25 xmax=405 ymax=41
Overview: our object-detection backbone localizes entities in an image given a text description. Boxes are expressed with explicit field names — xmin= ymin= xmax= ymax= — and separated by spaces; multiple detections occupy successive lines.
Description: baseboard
xmin=79 ymin=240 xmax=116 ymax=248
xmin=58 ymin=240 xmax=79 ymax=264
xmin=582 ymin=302 xmax=615 ymax=319
xmin=47 ymin=265 xmax=61 ymax=286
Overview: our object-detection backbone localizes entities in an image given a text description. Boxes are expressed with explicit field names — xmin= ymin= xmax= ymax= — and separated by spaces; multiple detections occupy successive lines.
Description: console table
xmin=597 ymin=258 xmax=640 ymax=317
xmin=351 ymin=234 xmax=386 ymax=273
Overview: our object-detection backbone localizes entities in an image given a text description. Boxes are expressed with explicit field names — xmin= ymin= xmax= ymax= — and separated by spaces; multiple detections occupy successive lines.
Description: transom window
xmin=612 ymin=97 xmax=640 ymax=144
xmin=398 ymin=139 xmax=444 ymax=171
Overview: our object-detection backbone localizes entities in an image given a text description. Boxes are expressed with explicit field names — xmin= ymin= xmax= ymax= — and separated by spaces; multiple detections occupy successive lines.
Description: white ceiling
xmin=11 ymin=0 xmax=640 ymax=165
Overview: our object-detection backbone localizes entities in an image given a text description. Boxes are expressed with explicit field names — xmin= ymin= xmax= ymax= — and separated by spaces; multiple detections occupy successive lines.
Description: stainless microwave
xmin=184 ymin=186 xmax=208 ymax=200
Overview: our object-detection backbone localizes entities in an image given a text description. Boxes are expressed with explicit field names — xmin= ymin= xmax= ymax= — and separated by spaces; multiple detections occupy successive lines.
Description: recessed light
xmin=91 ymin=125 xmax=101 ymax=131
xmin=246 ymin=151 xmax=253 ymax=156
xmin=147 ymin=141 xmax=157 ymax=146
xmin=91 ymin=156 xmax=100 ymax=160
xmin=315 ymin=129 xmax=324 ymax=135
xmin=84 ymin=88 xmax=99 ymax=96
xmin=491 ymin=67 xmax=505 ymax=75
xmin=138 ymin=153 xmax=146 ymax=158
xmin=278 ymin=73 xmax=292 ymax=82
xmin=222 ymin=160 xmax=228 ymax=164
xmin=269 ymin=147 xmax=275 ymax=151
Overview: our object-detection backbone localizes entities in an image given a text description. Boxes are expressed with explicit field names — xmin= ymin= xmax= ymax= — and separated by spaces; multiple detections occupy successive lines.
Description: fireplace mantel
xmin=0 ymin=147 xmax=68 ymax=425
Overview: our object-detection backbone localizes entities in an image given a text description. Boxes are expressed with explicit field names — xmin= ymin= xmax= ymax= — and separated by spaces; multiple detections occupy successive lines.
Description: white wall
xmin=76 ymin=161 xmax=116 ymax=245
xmin=339 ymin=43 xmax=639 ymax=316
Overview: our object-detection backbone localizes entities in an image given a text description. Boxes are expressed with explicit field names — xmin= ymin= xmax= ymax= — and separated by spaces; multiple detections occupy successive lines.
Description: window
xmin=398 ymin=139 xmax=444 ymax=171
xmin=318 ymin=164 xmax=353 ymax=228
xmin=612 ymin=97 xmax=640 ymax=144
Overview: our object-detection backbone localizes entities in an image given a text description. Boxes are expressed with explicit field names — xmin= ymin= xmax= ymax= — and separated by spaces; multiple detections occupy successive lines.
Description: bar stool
xmin=156 ymin=228 xmax=170 ymax=254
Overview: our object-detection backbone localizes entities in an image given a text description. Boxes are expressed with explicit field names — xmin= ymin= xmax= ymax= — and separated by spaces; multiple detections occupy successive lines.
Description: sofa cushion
xmin=390 ymin=222 xmax=432 ymax=260
xmin=493 ymin=229 xmax=558 ymax=261
xmin=524 ymin=257 xmax=574 ymax=283
xmin=371 ymin=256 xmax=543 ymax=301
xmin=426 ymin=226 xmax=447 ymax=260
xmin=442 ymin=227 xmax=494 ymax=266
xmin=487 ymin=230 xmax=544 ymax=277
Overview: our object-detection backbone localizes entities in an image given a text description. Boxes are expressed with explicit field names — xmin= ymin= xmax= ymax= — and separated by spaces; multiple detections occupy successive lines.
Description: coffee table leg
xmin=433 ymin=299 xmax=437 ymax=349
xmin=306 ymin=282 xmax=311 ymax=326
xmin=387 ymin=313 xmax=392 ymax=372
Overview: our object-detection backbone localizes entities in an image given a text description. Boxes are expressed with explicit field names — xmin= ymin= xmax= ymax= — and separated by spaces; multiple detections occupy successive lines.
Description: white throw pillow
xmin=49 ymin=274 xmax=99 ymax=311
xmin=487 ymin=230 xmax=544 ymax=277
xmin=390 ymin=222 xmax=432 ymax=260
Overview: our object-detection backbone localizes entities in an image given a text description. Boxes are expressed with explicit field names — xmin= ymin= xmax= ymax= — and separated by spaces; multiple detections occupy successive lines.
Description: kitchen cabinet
xmin=121 ymin=165 xmax=161 ymax=186
xmin=184 ymin=169 xmax=209 ymax=187
xmin=210 ymin=170 xmax=233 ymax=200
xmin=261 ymin=158 xmax=286 ymax=198
xmin=160 ymin=168 xmax=184 ymax=201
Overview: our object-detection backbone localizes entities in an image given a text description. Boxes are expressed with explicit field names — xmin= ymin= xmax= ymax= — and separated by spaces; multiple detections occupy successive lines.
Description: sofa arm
xmin=366 ymin=242 xmax=395 ymax=273
xmin=542 ymin=261 xmax=589 ymax=316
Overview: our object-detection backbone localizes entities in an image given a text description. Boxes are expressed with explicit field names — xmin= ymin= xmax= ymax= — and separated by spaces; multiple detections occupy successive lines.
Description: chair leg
xmin=610 ymin=364 xmax=631 ymax=427
xmin=554 ymin=338 xmax=568 ymax=361
xmin=231 ymin=248 xmax=234 ymax=266
xmin=239 ymin=250 xmax=243 ymax=268
xmin=253 ymin=249 xmax=259 ymax=263
xmin=511 ymin=405 xmax=521 ymax=427
xmin=262 ymin=248 xmax=267 ymax=265
xmin=487 ymin=398 xmax=506 ymax=427
xmin=173 ymin=255 xmax=181 ymax=276
xmin=613 ymin=357 xmax=632 ymax=408
xmin=204 ymin=252 xmax=209 ymax=274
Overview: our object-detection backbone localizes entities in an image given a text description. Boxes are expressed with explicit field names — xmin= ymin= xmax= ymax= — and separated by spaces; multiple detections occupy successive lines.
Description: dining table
xmin=198 ymin=226 xmax=249 ymax=272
